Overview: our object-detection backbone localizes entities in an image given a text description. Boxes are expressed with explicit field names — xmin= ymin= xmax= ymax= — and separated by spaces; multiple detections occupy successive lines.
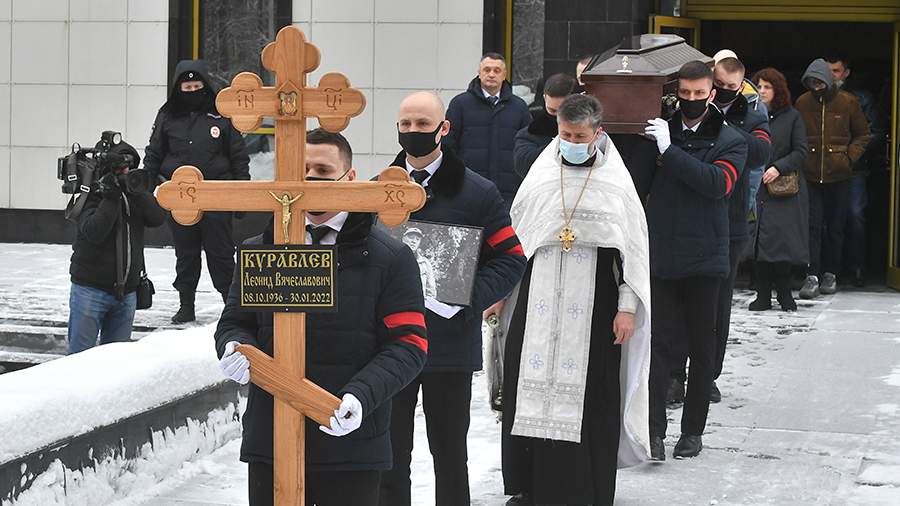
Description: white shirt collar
xmin=405 ymin=152 xmax=443 ymax=187
xmin=305 ymin=211 xmax=348 ymax=245
xmin=681 ymin=121 xmax=701 ymax=133
xmin=482 ymin=88 xmax=499 ymax=99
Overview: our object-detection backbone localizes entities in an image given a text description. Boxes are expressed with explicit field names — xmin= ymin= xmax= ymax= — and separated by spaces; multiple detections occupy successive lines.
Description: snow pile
xmin=0 ymin=324 xmax=225 ymax=463
xmin=4 ymin=400 xmax=243 ymax=506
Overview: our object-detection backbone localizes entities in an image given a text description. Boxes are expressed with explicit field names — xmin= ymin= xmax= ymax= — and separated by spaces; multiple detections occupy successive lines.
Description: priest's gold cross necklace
xmin=558 ymin=160 xmax=595 ymax=252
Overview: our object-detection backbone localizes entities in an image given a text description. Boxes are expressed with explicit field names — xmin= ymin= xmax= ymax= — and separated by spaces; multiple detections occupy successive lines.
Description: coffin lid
xmin=582 ymin=34 xmax=711 ymax=79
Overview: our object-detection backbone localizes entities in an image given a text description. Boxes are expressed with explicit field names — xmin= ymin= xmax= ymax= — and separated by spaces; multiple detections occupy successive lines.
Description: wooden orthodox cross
xmin=155 ymin=26 xmax=425 ymax=505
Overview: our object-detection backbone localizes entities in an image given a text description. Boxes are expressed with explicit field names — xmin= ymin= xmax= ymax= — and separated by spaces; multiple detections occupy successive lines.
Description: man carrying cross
xmin=214 ymin=129 xmax=428 ymax=506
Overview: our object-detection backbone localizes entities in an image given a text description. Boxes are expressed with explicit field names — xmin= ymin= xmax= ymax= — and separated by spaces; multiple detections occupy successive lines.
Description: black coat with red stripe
xmin=646 ymin=106 xmax=749 ymax=279
xmin=391 ymin=147 xmax=526 ymax=372
xmin=723 ymin=94 xmax=771 ymax=242
xmin=214 ymin=212 xmax=427 ymax=471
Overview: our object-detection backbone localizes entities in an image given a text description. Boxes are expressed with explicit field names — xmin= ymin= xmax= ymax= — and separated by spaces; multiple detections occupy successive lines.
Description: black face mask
xmin=398 ymin=123 xmax=443 ymax=157
xmin=305 ymin=170 xmax=350 ymax=214
xmin=713 ymin=86 xmax=739 ymax=106
xmin=678 ymin=96 xmax=709 ymax=120
xmin=178 ymin=89 xmax=208 ymax=111
xmin=812 ymin=88 xmax=827 ymax=100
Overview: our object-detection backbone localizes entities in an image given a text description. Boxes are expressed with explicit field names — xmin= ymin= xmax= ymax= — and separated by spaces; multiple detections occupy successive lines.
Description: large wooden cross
xmin=155 ymin=26 xmax=425 ymax=505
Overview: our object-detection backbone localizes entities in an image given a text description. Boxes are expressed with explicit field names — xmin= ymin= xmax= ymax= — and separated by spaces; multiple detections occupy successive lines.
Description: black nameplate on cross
xmin=238 ymin=245 xmax=338 ymax=312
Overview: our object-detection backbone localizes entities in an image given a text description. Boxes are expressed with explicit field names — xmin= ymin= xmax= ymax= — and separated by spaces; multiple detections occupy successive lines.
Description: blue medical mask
xmin=559 ymin=138 xmax=593 ymax=164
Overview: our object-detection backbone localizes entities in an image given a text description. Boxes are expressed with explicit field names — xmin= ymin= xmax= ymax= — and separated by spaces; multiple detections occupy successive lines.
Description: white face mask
xmin=559 ymin=138 xmax=592 ymax=164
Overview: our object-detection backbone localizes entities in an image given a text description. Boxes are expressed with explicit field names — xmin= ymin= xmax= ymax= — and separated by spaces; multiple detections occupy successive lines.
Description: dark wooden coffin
xmin=582 ymin=34 xmax=711 ymax=134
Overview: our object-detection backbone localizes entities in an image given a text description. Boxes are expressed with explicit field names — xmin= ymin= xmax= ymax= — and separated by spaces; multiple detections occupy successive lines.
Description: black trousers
xmin=379 ymin=371 xmax=473 ymax=506
xmin=248 ymin=461 xmax=381 ymax=506
xmin=649 ymin=276 xmax=721 ymax=438
xmin=808 ymin=180 xmax=850 ymax=277
xmin=168 ymin=211 xmax=235 ymax=296
xmin=674 ymin=240 xmax=747 ymax=383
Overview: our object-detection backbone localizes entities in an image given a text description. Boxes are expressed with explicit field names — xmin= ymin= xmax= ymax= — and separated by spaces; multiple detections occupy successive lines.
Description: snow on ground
xmin=0 ymin=325 xmax=225 ymax=463
xmin=148 ymin=289 xmax=900 ymax=506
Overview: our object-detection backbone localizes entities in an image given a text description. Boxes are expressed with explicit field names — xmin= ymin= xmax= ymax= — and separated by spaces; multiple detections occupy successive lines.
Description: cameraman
xmin=143 ymin=59 xmax=250 ymax=324
xmin=67 ymin=142 xmax=165 ymax=354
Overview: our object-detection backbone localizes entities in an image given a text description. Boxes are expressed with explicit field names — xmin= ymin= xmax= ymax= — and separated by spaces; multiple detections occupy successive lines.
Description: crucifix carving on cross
xmin=155 ymin=26 xmax=425 ymax=505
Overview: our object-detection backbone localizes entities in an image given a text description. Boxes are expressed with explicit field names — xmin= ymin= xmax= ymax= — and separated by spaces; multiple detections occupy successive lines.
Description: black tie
xmin=488 ymin=96 xmax=499 ymax=106
xmin=306 ymin=224 xmax=331 ymax=245
xmin=410 ymin=170 xmax=430 ymax=187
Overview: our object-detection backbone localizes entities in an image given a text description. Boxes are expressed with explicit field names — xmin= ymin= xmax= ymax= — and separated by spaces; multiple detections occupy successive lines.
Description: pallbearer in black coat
xmin=379 ymin=92 xmax=527 ymax=506
xmin=643 ymin=61 xmax=748 ymax=461
xmin=512 ymin=73 xmax=579 ymax=180
xmin=214 ymin=130 xmax=427 ymax=506
xmin=499 ymin=94 xmax=651 ymax=506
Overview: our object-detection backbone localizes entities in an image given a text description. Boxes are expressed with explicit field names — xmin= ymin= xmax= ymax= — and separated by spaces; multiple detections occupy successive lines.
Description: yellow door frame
xmin=889 ymin=22 xmax=900 ymax=289
xmin=649 ymin=15 xmax=701 ymax=48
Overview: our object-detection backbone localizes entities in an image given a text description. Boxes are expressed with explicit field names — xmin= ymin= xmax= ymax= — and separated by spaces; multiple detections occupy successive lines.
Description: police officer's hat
xmin=404 ymin=227 xmax=424 ymax=238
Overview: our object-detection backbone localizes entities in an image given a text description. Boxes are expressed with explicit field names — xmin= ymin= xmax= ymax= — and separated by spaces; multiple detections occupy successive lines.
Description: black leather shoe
xmin=506 ymin=493 xmax=534 ymax=506
xmin=666 ymin=377 xmax=685 ymax=405
xmin=710 ymin=381 xmax=721 ymax=403
xmin=852 ymin=268 xmax=865 ymax=288
xmin=749 ymin=294 xmax=771 ymax=311
xmin=171 ymin=305 xmax=196 ymax=324
xmin=673 ymin=434 xmax=702 ymax=459
xmin=650 ymin=436 xmax=666 ymax=461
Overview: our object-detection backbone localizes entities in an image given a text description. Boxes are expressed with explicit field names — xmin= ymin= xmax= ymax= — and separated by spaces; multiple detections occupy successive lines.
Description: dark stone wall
xmin=541 ymin=0 xmax=653 ymax=78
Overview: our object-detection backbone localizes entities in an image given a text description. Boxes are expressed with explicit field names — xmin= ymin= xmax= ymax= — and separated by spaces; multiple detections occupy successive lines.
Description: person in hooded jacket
xmin=513 ymin=72 xmax=579 ymax=179
xmin=795 ymin=58 xmax=870 ymax=299
xmin=445 ymin=53 xmax=531 ymax=207
xmin=143 ymin=59 xmax=251 ymax=324
xmin=68 ymin=142 xmax=166 ymax=354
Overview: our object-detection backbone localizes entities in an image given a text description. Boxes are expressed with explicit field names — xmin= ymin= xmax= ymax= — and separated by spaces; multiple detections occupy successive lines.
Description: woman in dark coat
xmin=750 ymin=68 xmax=809 ymax=311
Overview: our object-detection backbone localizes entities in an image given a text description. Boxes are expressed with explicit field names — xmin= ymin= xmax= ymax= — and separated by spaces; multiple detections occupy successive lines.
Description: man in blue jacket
xmin=643 ymin=61 xmax=748 ymax=461
xmin=379 ymin=91 xmax=527 ymax=506
xmin=215 ymin=129 xmax=428 ymax=506
xmin=445 ymin=53 xmax=531 ymax=208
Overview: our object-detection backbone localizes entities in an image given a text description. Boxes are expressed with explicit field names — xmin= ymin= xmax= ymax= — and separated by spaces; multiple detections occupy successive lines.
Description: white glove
xmin=219 ymin=341 xmax=251 ymax=385
xmin=319 ymin=393 xmax=363 ymax=437
xmin=644 ymin=118 xmax=671 ymax=154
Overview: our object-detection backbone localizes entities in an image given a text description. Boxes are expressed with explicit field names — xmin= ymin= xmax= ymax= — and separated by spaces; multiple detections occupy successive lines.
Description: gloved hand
xmin=219 ymin=341 xmax=251 ymax=385
xmin=644 ymin=118 xmax=671 ymax=154
xmin=99 ymin=174 xmax=122 ymax=200
xmin=319 ymin=393 xmax=363 ymax=437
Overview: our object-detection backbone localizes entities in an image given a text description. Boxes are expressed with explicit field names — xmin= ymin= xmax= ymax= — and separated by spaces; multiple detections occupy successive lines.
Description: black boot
xmin=650 ymin=436 xmax=666 ymax=462
xmin=673 ymin=434 xmax=703 ymax=459
xmin=710 ymin=381 xmax=722 ymax=403
xmin=506 ymin=493 xmax=534 ymax=506
xmin=774 ymin=263 xmax=797 ymax=312
xmin=171 ymin=291 xmax=196 ymax=324
xmin=749 ymin=261 xmax=772 ymax=311
xmin=666 ymin=376 xmax=685 ymax=405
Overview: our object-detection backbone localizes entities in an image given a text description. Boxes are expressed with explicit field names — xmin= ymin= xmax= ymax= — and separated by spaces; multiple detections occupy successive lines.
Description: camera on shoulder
xmin=58 ymin=130 xmax=149 ymax=196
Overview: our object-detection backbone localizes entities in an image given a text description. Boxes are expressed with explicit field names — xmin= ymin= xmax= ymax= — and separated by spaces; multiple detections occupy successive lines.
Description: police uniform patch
xmin=210 ymin=126 xmax=221 ymax=138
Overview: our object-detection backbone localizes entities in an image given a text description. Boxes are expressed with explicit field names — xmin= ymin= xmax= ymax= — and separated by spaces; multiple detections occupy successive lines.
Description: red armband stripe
xmin=487 ymin=226 xmax=517 ymax=248
xmin=505 ymin=244 xmax=525 ymax=256
xmin=398 ymin=334 xmax=428 ymax=353
xmin=384 ymin=311 xmax=426 ymax=329
xmin=714 ymin=160 xmax=738 ymax=181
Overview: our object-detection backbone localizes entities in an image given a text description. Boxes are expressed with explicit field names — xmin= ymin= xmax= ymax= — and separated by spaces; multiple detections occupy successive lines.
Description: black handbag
xmin=136 ymin=270 xmax=155 ymax=310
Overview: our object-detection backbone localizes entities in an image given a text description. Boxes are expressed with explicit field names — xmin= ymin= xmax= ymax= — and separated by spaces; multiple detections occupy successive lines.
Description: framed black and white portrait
xmin=380 ymin=220 xmax=483 ymax=306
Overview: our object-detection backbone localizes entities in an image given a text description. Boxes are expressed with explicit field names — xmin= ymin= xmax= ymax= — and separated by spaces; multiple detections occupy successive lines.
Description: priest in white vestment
xmin=496 ymin=94 xmax=651 ymax=506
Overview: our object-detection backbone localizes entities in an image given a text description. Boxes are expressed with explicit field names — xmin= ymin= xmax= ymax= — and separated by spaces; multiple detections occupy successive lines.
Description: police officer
xmin=144 ymin=59 xmax=250 ymax=323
